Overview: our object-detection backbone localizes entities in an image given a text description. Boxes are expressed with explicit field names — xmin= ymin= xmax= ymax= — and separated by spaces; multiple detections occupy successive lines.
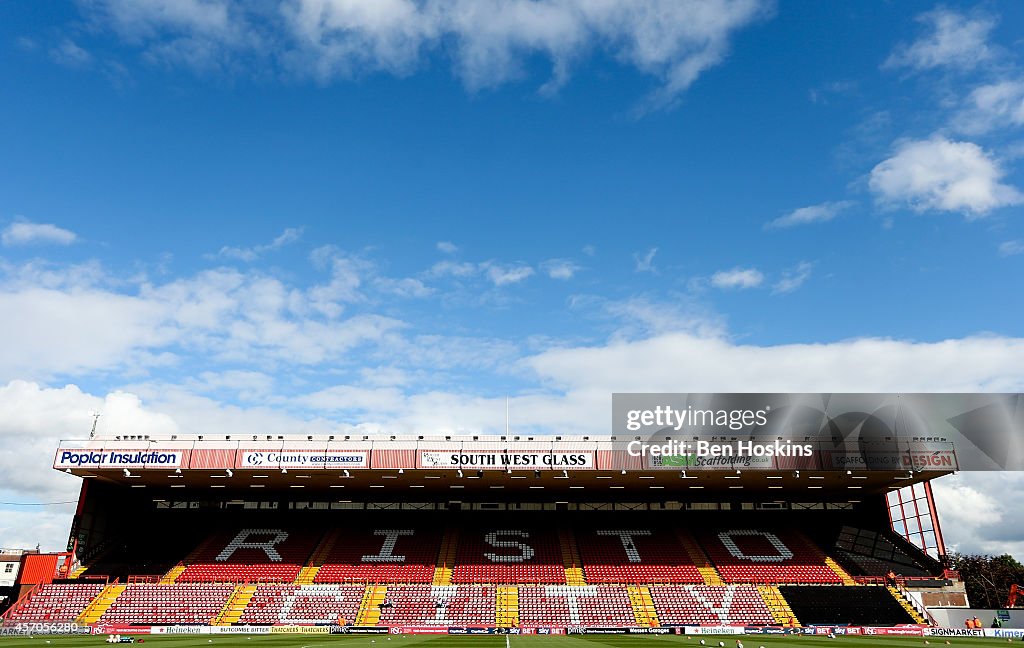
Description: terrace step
xmin=675 ymin=530 xmax=724 ymax=586
xmin=356 ymin=585 xmax=388 ymax=625
xmin=825 ymin=556 xmax=858 ymax=586
xmin=888 ymin=585 xmax=927 ymax=624
xmin=757 ymin=584 xmax=800 ymax=626
xmin=211 ymin=584 xmax=257 ymax=626
xmin=627 ymin=585 xmax=660 ymax=627
xmin=76 ymin=583 xmax=126 ymax=625
xmin=559 ymin=528 xmax=587 ymax=586
xmin=496 ymin=585 xmax=520 ymax=628
xmin=432 ymin=528 xmax=458 ymax=586
xmin=159 ymin=565 xmax=185 ymax=585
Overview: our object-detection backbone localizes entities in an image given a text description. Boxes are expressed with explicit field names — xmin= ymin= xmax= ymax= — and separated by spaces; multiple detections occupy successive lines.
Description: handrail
xmin=0 ymin=583 xmax=40 ymax=622
xmin=895 ymin=581 xmax=937 ymax=626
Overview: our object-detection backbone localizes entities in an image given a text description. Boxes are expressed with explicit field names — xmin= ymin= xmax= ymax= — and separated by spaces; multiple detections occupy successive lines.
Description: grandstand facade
xmin=1 ymin=423 xmax=974 ymax=634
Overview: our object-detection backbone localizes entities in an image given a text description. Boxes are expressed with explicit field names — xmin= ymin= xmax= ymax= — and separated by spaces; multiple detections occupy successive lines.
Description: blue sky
xmin=1 ymin=0 xmax=1024 ymax=553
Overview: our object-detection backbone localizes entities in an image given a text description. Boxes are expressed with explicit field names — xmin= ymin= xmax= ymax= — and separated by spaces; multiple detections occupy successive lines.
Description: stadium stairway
xmin=159 ymin=534 xmax=218 ymax=584
xmin=824 ymin=556 xmax=858 ymax=585
xmin=161 ymin=532 xmax=222 ymax=583
xmin=159 ymin=565 xmax=185 ymax=584
xmin=790 ymin=532 xmax=856 ymax=585
xmin=356 ymin=585 xmax=388 ymax=625
xmin=887 ymin=585 xmax=927 ymax=624
xmin=756 ymin=585 xmax=799 ymax=626
xmin=495 ymin=585 xmax=520 ymax=628
xmin=558 ymin=528 xmax=586 ymax=586
xmin=795 ymin=530 xmax=856 ymax=584
xmin=627 ymin=585 xmax=660 ymax=627
xmin=432 ymin=528 xmax=458 ymax=586
xmin=295 ymin=529 xmax=338 ymax=584
xmin=211 ymin=584 xmax=257 ymax=626
xmin=295 ymin=565 xmax=320 ymax=585
xmin=76 ymin=583 xmax=126 ymax=625
xmin=68 ymin=565 xmax=89 ymax=580
xmin=675 ymin=529 xmax=724 ymax=585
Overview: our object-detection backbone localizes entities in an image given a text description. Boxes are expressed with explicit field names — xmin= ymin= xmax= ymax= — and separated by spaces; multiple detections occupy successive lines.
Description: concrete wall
xmin=929 ymin=608 xmax=1024 ymax=629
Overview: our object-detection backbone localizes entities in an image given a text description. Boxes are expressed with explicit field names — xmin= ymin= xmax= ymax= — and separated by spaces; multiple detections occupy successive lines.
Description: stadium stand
xmin=830 ymin=526 xmax=936 ymax=577
xmin=237 ymin=584 xmax=364 ymax=625
xmin=98 ymin=584 xmax=235 ymax=625
xmin=377 ymin=585 xmax=496 ymax=626
xmin=314 ymin=528 xmax=441 ymax=584
xmin=518 ymin=585 xmax=637 ymax=627
xmin=778 ymin=585 xmax=918 ymax=626
xmin=176 ymin=528 xmax=321 ymax=583
xmin=1 ymin=518 xmax=945 ymax=628
xmin=699 ymin=528 xmax=843 ymax=583
xmin=77 ymin=530 xmax=206 ymax=581
xmin=38 ymin=406 xmax=964 ymax=630
xmin=576 ymin=528 xmax=704 ymax=583
xmin=451 ymin=527 xmax=565 ymax=584
xmin=2 ymin=583 xmax=105 ymax=623
xmin=649 ymin=585 xmax=775 ymax=626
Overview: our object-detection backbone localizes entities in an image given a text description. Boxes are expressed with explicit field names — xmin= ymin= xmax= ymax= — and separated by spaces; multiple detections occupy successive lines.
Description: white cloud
xmin=807 ymin=80 xmax=856 ymax=105
xmin=0 ymin=381 xmax=177 ymax=504
xmin=634 ymin=247 xmax=657 ymax=273
xmin=954 ymin=79 xmax=1024 ymax=135
xmin=766 ymin=201 xmax=854 ymax=229
xmin=436 ymin=241 xmax=458 ymax=254
xmin=527 ymin=331 xmax=1024 ymax=396
xmin=427 ymin=259 xmax=478 ymax=279
xmin=999 ymin=240 xmax=1024 ymax=257
xmin=1 ymin=220 xmax=78 ymax=247
xmin=710 ymin=267 xmax=763 ymax=290
xmin=426 ymin=257 xmax=550 ymax=285
xmin=0 ymin=508 xmax=76 ymax=554
xmin=49 ymin=38 xmax=93 ymax=67
xmin=869 ymin=137 xmax=1023 ymax=217
xmin=88 ymin=0 xmax=248 ymax=71
xmin=85 ymin=0 xmax=770 ymax=109
xmin=299 ymin=384 xmax=406 ymax=413
xmin=214 ymin=226 xmax=303 ymax=262
xmin=359 ymin=366 xmax=409 ymax=387
xmin=96 ymin=0 xmax=234 ymax=38
xmin=373 ymin=276 xmax=433 ymax=298
xmin=5 ymin=324 xmax=1024 ymax=551
xmin=307 ymin=252 xmax=370 ymax=315
xmin=0 ymin=287 xmax=176 ymax=380
xmin=186 ymin=370 xmax=274 ymax=401
xmin=932 ymin=473 xmax=1024 ymax=556
xmin=0 ymin=261 xmax=410 ymax=380
xmin=772 ymin=261 xmax=812 ymax=294
xmin=483 ymin=262 xmax=534 ymax=286
xmin=541 ymin=259 xmax=579 ymax=280
xmin=601 ymin=296 xmax=724 ymax=339
xmin=884 ymin=8 xmax=996 ymax=72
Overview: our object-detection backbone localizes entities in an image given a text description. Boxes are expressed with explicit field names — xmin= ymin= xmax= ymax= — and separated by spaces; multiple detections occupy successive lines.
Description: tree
xmin=948 ymin=553 xmax=1024 ymax=609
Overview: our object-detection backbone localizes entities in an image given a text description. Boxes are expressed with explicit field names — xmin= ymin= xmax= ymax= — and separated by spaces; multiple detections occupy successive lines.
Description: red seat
xmin=699 ymin=528 xmax=842 ymax=584
xmin=177 ymin=527 xmax=320 ymax=583
xmin=3 ymin=583 xmax=105 ymax=623
xmin=577 ymin=528 xmax=704 ymax=583
xmin=650 ymin=585 xmax=774 ymax=625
